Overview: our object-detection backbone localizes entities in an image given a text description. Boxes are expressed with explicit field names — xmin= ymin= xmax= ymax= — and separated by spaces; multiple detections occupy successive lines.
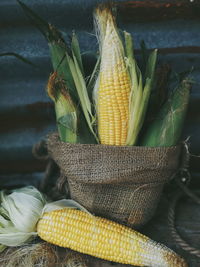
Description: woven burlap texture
xmin=48 ymin=133 xmax=181 ymax=228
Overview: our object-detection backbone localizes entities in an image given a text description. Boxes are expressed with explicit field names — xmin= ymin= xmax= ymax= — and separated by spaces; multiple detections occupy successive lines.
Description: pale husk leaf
xmin=42 ymin=199 xmax=92 ymax=216
xmin=0 ymin=231 xmax=36 ymax=247
xmin=1 ymin=186 xmax=46 ymax=232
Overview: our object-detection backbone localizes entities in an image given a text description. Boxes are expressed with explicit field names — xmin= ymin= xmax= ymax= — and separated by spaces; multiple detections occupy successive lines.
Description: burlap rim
xmin=47 ymin=133 xmax=181 ymax=185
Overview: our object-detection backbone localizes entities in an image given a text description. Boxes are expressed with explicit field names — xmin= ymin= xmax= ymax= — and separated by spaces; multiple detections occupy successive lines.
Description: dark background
xmin=0 ymin=1 xmax=200 ymax=266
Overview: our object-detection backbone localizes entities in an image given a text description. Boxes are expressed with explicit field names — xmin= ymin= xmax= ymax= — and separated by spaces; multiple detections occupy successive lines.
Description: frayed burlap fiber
xmin=48 ymin=133 xmax=181 ymax=228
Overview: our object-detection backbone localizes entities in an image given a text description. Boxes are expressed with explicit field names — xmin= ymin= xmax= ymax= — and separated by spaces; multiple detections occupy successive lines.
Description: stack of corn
xmin=0 ymin=186 xmax=187 ymax=266
xmin=94 ymin=6 xmax=191 ymax=147
xmin=18 ymin=1 xmax=191 ymax=147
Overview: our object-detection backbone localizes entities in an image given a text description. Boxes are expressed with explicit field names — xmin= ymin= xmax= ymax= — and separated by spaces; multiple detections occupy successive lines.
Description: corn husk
xmin=47 ymin=72 xmax=78 ymax=143
xmin=66 ymin=52 xmax=98 ymax=141
xmin=124 ymin=32 xmax=157 ymax=145
xmin=0 ymin=186 xmax=45 ymax=248
xmin=18 ymin=0 xmax=190 ymax=149
xmin=141 ymin=78 xmax=192 ymax=147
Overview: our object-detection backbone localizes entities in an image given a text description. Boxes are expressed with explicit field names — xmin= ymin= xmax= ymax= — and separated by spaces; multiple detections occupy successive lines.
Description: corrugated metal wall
xmin=1 ymin=0 xmax=200 ymax=180
xmin=1 ymin=0 xmax=200 ymax=184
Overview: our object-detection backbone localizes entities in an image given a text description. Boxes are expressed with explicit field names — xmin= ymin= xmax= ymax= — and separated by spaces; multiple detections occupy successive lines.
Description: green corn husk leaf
xmin=70 ymin=54 xmax=93 ymax=117
xmin=145 ymin=49 xmax=157 ymax=81
xmin=126 ymin=73 xmax=143 ymax=145
xmin=70 ymin=35 xmax=99 ymax=143
xmin=49 ymin=39 xmax=76 ymax=99
xmin=71 ymin=31 xmax=84 ymax=76
xmin=58 ymin=114 xmax=77 ymax=143
xmin=42 ymin=199 xmax=92 ymax=215
xmin=140 ymin=40 xmax=149 ymax=74
xmin=139 ymin=49 xmax=158 ymax=123
xmin=124 ymin=31 xmax=139 ymax=95
xmin=142 ymin=64 xmax=171 ymax=132
xmin=89 ymin=55 xmax=100 ymax=120
xmin=125 ymin=31 xmax=157 ymax=146
xmin=141 ymin=78 xmax=192 ymax=147
xmin=88 ymin=55 xmax=100 ymax=95
xmin=67 ymin=53 xmax=98 ymax=142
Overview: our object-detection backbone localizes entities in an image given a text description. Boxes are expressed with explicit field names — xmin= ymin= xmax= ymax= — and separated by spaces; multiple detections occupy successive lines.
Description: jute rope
xmin=168 ymin=184 xmax=200 ymax=258
xmin=168 ymin=140 xmax=200 ymax=258
xmin=168 ymin=139 xmax=200 ymax=258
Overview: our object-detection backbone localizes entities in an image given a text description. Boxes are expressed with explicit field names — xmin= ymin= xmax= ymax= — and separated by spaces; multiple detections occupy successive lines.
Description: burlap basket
xmin=48 ymin=133 xmax=181 ymax=228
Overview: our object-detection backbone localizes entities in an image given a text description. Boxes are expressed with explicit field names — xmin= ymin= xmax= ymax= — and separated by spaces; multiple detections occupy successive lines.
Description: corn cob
xmin=141 ymin=79 xmax=192 ymax=147
xmin=95 ymin=8 xmax=131 ymax=145
xmin=37 ymin=208 xmax=187 ymax=267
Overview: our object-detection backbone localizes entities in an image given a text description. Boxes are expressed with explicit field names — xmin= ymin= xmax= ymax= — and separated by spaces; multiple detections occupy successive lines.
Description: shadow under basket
xmin=48 ymin=133 xmax=181 ymax=228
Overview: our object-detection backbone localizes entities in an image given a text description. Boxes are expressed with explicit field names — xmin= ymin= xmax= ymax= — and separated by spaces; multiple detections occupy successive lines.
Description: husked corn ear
xmin=96 ymin=9 xmax=131 ymax=146
xmin=37 ymin=208 xmax=187 ymax=267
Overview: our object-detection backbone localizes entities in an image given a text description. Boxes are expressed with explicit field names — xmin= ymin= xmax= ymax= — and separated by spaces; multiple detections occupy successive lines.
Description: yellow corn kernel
xmin=97 ymin=13 xmax=131 ymax=146
xmin=37 ymin=208 xmax=187 ymax=267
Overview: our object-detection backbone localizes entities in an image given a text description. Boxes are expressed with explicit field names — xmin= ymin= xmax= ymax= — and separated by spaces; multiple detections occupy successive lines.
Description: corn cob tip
xmin=145 ymin=239 xmax=188 ymax=267
xmin=94 ymin=3 xmax=116 ymax=20
xmin=94 ymin=3 xmax=117 ymax=45
xmin=163 ymin=252 xmax=188 ymax=267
